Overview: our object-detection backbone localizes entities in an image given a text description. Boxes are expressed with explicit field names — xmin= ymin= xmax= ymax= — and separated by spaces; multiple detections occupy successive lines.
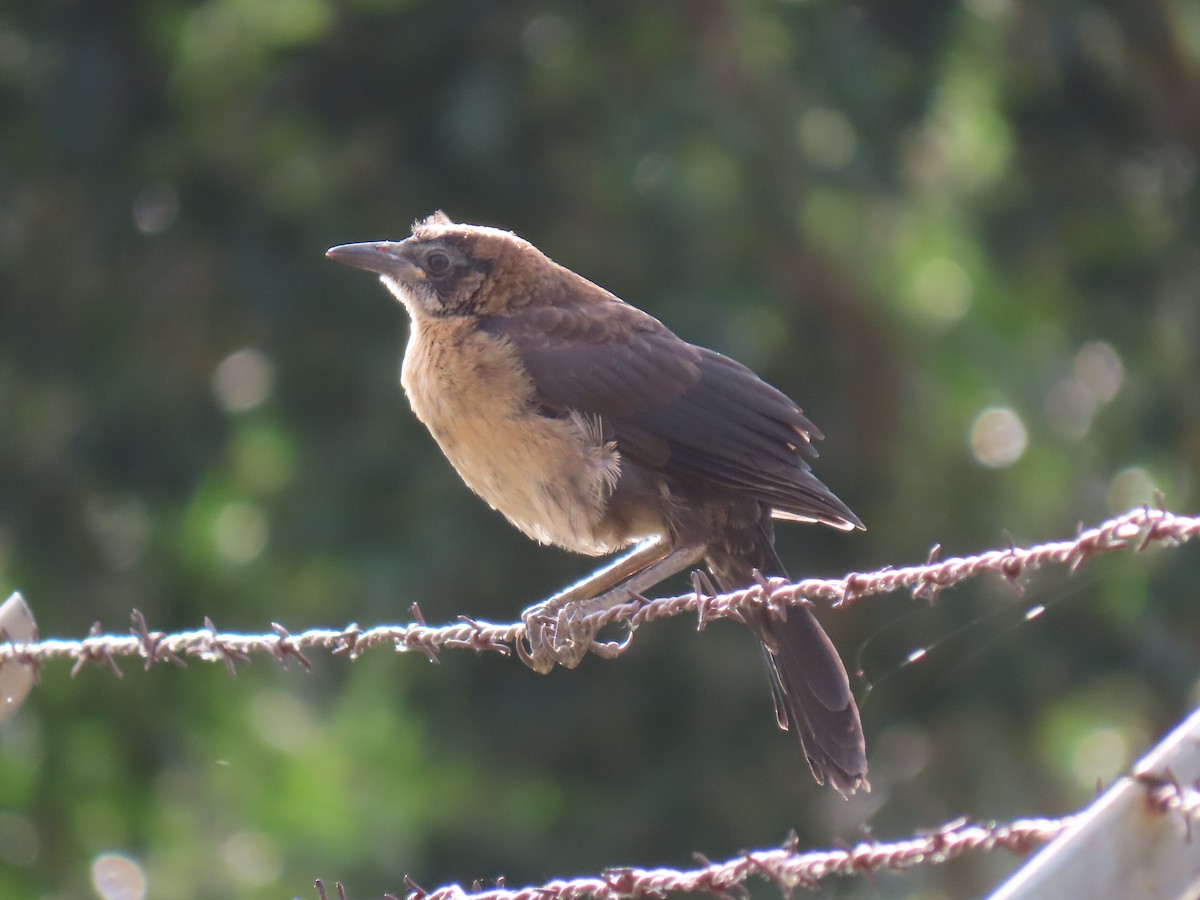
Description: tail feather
xmin=754 ymin=608 xmax=868 ymax=792
xmin=707 ymin=522 xmax=868 ymax=795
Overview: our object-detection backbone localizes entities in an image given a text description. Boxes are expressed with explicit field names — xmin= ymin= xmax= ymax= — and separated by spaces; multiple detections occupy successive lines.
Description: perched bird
xmin=327 ymin=213 xmax=868 ymax=794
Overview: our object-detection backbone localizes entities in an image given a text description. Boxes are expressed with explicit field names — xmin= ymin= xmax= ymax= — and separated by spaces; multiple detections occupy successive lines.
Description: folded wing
xmin=479 ymin=297 xmax=861 ymax=531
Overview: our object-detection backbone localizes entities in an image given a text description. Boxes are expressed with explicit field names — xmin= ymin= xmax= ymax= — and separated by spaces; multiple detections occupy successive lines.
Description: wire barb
xmin=1136 ymin=770 xmax=1200 ymax=834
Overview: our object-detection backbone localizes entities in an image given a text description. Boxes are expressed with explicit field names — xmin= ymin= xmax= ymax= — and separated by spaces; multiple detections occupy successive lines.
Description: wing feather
xmin=478 ymin=299 xmax=861 ymax=529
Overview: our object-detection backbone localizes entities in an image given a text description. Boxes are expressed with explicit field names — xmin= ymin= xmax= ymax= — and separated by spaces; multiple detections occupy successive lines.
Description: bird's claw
xmin=519 ymin=602 xmax=596 ymax=673
xmin=518 ymin=608 xmax=557 ymax=674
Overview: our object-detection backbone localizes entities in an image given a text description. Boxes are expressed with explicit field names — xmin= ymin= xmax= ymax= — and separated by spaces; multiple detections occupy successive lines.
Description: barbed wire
xmin=1 ymin=505 xmax=1196 ymax=677
xmin=316 ymin=816 xmax=1070 ymax=900
xmin=312 ymin=771 xmax=1200 ymax=900
xmin=314 ymin=814 xmax=1074 ymax=900
xmin=404 ymin=815 xmax=1070 ymax=900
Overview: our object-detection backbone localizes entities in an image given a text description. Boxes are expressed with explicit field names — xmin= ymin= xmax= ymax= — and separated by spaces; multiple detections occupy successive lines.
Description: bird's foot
xmin=519 ymin=600 xmax=596 ymax=672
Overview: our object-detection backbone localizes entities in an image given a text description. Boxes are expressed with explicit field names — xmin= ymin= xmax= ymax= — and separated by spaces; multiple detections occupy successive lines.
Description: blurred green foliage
xmin=1 ymin=0 xmax=1199 ymax=897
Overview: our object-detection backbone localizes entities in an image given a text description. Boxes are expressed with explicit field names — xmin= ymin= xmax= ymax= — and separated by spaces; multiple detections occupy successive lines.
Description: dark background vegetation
xmin=2 ymin=0 xmax=1199 ymax=896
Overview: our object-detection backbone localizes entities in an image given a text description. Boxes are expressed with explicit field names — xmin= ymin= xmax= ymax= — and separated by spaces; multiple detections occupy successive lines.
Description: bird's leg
xmin=559 ymin=542 xmax=707 ymax=632
xmin=521 ymin=539 xmax=705 ymax=672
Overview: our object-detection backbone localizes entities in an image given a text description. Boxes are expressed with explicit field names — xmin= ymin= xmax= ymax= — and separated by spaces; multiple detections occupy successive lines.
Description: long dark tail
xmin=706 ymin=520 xmax=868 ymax=795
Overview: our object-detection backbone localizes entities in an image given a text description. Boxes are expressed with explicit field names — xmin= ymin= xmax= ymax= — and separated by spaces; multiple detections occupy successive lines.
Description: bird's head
xmin=326 ymin=212 xmax=557 ymax=319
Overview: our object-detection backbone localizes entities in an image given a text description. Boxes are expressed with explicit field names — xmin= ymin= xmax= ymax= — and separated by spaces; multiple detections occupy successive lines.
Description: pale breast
xmin=401 ymin=317 xmax=625 ymax=555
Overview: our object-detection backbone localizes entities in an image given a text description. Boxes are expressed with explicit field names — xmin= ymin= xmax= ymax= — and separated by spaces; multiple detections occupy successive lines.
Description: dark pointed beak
xmin=325 ymin=241 xmax=420 ymax=279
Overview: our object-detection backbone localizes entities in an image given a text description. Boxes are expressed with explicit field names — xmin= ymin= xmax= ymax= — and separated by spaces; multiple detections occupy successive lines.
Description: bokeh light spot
xmin=1073 ymin=341 xmax=1124 ymax=404
xmin=250 ymin=688 xmax=317 ymax=754
xmin=1043 ymin=341 xmax=1124 ymax=440
xmin=1106 ymin=467 xmax=1158 ymax=512
xmin=908 ymin=256 xmax=973 ymax=323
xmin=1070 ymin=727 xmax=1129 ymax=787
xmin=521 ymin=15 xmax=574 ymax=70
xmin=132 ymin=182 xmax=180 ymax=235
xmin=213 ymin=501 xmax=269 ymax=564
xmin=221 ymin=830 xmax=282 ymax=887
xmin=91 ymin=853 xmax=147 ymax=900
xmin=797 ymin=107 xmax=857 ymax=170
xmin=213 ymin=348 xmax=274 ymax=413
xmin=970 ymin=406 xmax=1028 ymax=468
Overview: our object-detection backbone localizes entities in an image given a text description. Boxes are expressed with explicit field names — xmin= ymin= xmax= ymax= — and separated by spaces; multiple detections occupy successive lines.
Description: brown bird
xmin=327 ymin=212 xmax=868 ymax=794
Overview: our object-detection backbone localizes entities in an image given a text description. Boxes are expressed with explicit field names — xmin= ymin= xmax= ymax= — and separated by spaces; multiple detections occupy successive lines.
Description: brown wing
xmin=478 ymin=298 xmax=861 ymax=530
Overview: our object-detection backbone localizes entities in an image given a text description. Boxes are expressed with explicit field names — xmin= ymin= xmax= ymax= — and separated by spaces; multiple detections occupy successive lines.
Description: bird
xmin=326 ymin=212 xmax=868 ymax=794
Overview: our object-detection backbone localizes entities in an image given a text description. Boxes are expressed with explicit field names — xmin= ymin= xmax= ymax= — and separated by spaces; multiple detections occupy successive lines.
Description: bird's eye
xmin=425 ymin=251 xmax=452 ymax=277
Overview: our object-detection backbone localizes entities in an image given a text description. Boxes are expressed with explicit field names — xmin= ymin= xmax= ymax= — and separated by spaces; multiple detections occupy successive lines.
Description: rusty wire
xmin=1 ymin=505 xmax=1196 ymax=676
xmin=316 ymin=814 xmax=1073 ymax=900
